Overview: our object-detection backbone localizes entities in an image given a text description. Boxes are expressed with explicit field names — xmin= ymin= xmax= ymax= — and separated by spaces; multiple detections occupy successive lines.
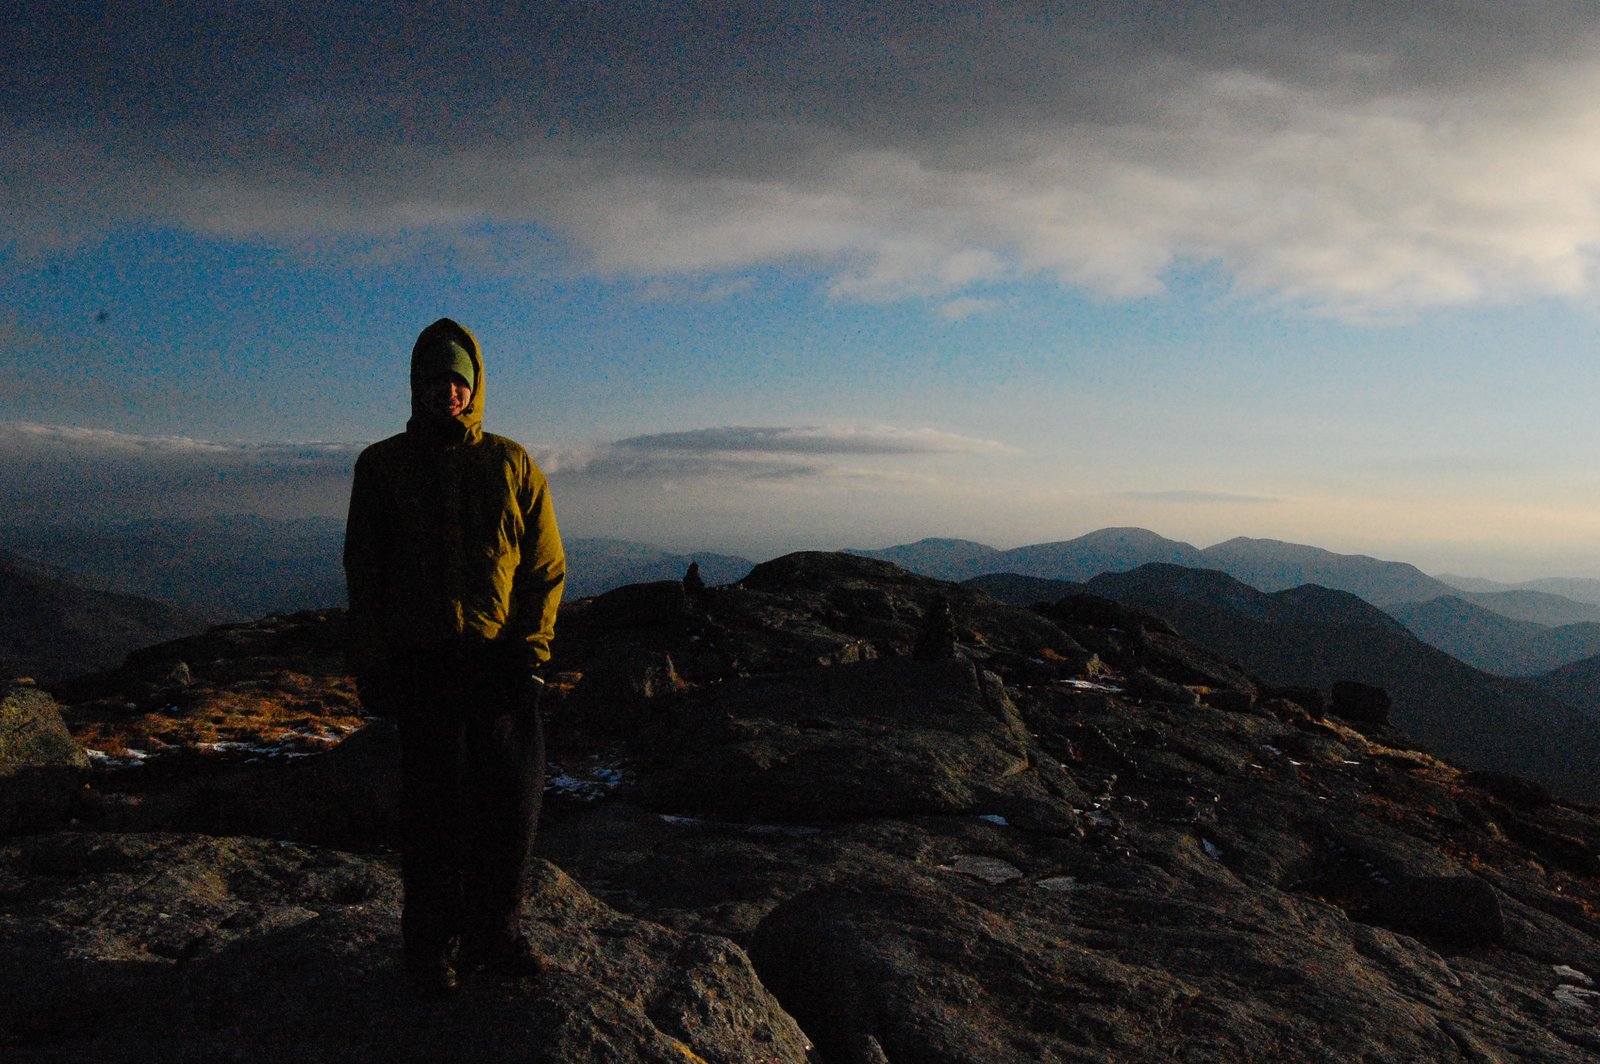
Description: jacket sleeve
xmin=509 ymin=461 xmax=565 ymax=665
xmin=343 ymin=448 xmax=392 ymax=675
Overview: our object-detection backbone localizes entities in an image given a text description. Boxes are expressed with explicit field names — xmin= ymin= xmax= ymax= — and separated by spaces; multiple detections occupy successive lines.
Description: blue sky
xmin=6 ymin=2 xmax=1600 ymax=579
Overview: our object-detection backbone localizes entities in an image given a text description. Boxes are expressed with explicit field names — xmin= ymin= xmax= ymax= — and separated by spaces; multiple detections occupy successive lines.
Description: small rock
xmin=1330 ymin=680 xmax=1390 ymax=725
xmin=1367 ymin=875 xmax=1505 ymax=946
xmin=913 ymin=599 xmax=960 ymax=660
xmin=941 ymin=854 xmax=1024 ymax=884
xmin=682 ymin=561 xmax=706 ymax=596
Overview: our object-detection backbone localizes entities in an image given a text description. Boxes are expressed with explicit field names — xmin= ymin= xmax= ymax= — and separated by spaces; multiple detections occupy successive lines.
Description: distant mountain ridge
xmin=1532 ymin=654 xmax=1600 ymax=713
xmin=563 ymin=539 xmax=753 ymax=598
xmin=0 ymin=548 xmax=207 ymax=681
xmin=1448 ymin=589 xmax=1600 ymax=627
xmin=840 ymin=538 xmax=1001 ymax=581
xmin=0 ymin=517 xmax=753 ymax=621
xmin=0 ymin=515 xmax=346 ymax=622
xmin=1439 ymin=573 xmax=1600 ymax=609
xmin=858 ymin=528 xmax=1460 ymax=607
xmin=1198 ymin=536 xmax=1455 ymax=605
xmin=849 ymin=528 xmax=1208 ymax=583
xmin=1383 ymin=596 xmax=1600 ymax=677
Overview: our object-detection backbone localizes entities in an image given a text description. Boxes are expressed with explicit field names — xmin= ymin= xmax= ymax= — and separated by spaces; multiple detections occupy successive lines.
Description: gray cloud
xmin=540 ymin=425 xmax=1012 ymax=495
xmin=10 ymin=3 xmax=1600 ymax=311
xmin=0 ymin=422 xmax=361 ymax=521
xmin=613 ymin=425 xmax=1015 ymax=457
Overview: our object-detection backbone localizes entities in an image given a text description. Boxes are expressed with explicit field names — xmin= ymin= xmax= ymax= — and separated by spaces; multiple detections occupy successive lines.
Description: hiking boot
xmin=407 ymin=953 xmax=460 ymax=999
xmin=462 ymin=933 xmax=547 ymax=980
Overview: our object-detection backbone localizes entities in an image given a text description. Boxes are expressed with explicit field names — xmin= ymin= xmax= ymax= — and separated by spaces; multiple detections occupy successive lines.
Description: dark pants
xmin=381 ymin=645 xmax=545 ymax=961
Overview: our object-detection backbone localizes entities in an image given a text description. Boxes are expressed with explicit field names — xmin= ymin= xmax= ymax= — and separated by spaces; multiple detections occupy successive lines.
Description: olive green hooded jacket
xmin=343 ymin=318 xmax=564 ymax=674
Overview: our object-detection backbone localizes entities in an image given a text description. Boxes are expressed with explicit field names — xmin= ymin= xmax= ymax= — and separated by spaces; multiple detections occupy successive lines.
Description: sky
xmin=5 ymin=2 xmax=1600 ymax=580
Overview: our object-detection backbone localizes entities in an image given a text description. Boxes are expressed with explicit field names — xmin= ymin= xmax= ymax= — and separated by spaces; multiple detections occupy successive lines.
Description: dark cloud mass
xmin=8 ymin=2 xmax=1600 ymax=310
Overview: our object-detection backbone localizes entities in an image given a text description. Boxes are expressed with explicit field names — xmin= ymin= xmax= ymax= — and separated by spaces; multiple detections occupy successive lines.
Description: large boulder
xmin=0 ymin=683 xmax=88 ymax=834
xmin=0 ymin=831 xmax=811 ymax=1063
xmin=634 ymin=655 xmax=1083 ymax=830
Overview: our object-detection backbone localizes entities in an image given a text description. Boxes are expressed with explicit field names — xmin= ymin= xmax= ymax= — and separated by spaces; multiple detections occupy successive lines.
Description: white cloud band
xmin=10 ymin=5 xmax=1600 ymax=314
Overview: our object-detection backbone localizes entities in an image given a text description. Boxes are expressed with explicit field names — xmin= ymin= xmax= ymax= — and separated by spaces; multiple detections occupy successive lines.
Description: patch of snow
xmin=976 ymin=814 xmax=1009 ymax=826
xmin=84 ymin=747 xmax=148 ymax=769
xmin=1083 ymin=809 xmax=1117 ymax=830
xmin=940 ymin=854 xmax=1024 ymax=884
xmin=1057 ymin=678 xmax=1123 ymax=694
xmin=545 ymin=755 xmax=627 ymax=803
xmin=657 ymin=814 xmax=821 ymax=837
xmin=1202 ymin=839 xmax=1224 ymax=861
xmin=198 ymin=740 xmax=300 ymax=758
xmin=1035 ymin=876 xmax=1088 ymax=893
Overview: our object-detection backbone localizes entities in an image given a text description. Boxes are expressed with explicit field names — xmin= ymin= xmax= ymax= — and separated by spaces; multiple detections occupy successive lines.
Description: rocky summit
xmin=3 ymin=551 xmax=1600 ymax=1062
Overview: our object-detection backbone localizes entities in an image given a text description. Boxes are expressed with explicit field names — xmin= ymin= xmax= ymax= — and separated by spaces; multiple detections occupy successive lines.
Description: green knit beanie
xmin=414 ymin=339 xmax=476 ymax=392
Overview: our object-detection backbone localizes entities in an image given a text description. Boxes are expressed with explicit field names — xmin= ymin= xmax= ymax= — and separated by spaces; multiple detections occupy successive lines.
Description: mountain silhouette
xmin=858 ymin=528 xmax=1458 ymax=607
xmin=1082 ymin=563 xmax=1600 ymax=802
xmin=850 ymin=527 xmax=1206 ymax=582
xmin=1198 ymin=536 xmax=1456 ymax=605
xmin=1385 ymin=595 xmax=1600 ymax=676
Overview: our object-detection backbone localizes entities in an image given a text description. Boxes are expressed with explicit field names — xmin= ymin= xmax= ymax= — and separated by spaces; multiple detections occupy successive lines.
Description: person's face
xmin=417 ymin=372 xmax=473 ymax=419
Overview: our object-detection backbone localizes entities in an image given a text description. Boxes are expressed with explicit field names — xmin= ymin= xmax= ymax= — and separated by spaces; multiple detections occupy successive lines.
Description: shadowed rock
xmin=1331 ymin=679 xmax=1391 ymax=725
xmin=635 ymin=656 xmax=1080 ymax=831
xmin=0 ymin=832 xmax=811 ymax=1063
xmin=0 ymin=684 xmax=88 ymax=834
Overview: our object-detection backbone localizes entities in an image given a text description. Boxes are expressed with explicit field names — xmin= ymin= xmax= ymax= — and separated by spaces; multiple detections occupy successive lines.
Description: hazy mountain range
xmin=1437 ymin=573 xmax=1600 ymax=607
xmin=0 ymin=515 xmax=348 ymax=623
xmin=0 ymin=517 xmax=754 ymax=621
xmin=848 ymin=528 xmax=1456 ymax=604
xmin=0 ymin=548 xmax=206 ymax=682
xmin=11 ymin=515 xmax=1600 ymax=695
xmin=0 ymin=517 xmax=759 ymax=677
xmin=1384 ymin=596 xmax=1600 ymax=677
xmin=855 ymin=529 xmax=1600 ymax=679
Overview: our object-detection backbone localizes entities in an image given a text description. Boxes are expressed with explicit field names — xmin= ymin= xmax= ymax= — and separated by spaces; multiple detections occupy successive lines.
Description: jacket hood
xmin=408 ymin=317 xmax=484 ymax=444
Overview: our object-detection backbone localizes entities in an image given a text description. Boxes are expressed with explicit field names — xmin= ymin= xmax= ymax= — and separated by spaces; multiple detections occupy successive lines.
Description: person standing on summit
xmin=343 ymin=318 xmax=564 ymax=997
